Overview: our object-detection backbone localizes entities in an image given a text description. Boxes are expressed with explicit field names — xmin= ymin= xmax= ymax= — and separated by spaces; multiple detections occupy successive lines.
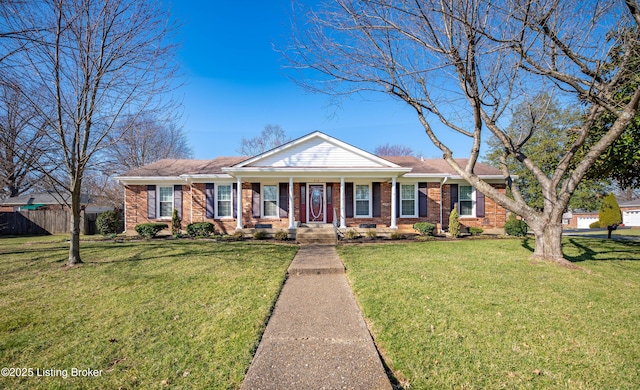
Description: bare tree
xmin=0 ymin=80 xmax=47 ymax=198
xmin=288 ymin=0 xmax=640 ymax=265
xmin=104 ymin=113 xmax=193 ymax=173
xmin=374 ymin=143 xmax=415 ymax=157
xmin=4 ymin=0 xmax=179 ymax=265
xmin=238 ymin=124 xmax=290 ymax=156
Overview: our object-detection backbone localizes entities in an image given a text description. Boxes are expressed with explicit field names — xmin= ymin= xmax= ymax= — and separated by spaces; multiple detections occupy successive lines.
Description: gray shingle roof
xmin=118 ymin=156 xmax=502 ymax=177
xmin=121 ymin=157 xmax=247 ymax=177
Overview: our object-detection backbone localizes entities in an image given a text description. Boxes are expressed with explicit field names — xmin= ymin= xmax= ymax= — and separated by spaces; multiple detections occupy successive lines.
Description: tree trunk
xmin=608 ymin=226 xmax=613 ymax=239
xmin=68 ymin=190 xmax=83 ymax=266
xmin=530 ymin=222 xmax=576 ymax=268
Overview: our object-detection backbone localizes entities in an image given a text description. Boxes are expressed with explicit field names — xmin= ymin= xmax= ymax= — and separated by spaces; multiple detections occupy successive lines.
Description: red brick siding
xmin=124 ymin=181 xmax=510 ymax=234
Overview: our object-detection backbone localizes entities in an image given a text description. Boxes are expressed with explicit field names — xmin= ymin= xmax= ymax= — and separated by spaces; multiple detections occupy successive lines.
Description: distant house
xmin=620 ymin=199 xmax=640 ymax=227
xmin=115 ymin=132 xmax=510 ymax=235
xmin=563 ymin=210 xmax=599 ymax=229
xmin=0 ymin=192 xmax=114 ymax=213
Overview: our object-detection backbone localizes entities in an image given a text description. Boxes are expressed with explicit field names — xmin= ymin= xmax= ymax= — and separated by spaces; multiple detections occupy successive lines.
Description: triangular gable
xmin=233 ymin=131 xmax=400 ymax=168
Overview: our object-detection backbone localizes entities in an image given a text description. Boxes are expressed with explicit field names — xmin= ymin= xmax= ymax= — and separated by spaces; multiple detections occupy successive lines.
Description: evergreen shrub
xmin=504 ymin=213 xmax=528 ymax=237
xmin=413 ymin=222 xmax=436 ymax=236
xmin=186 ymin=222 xmax=216 ymax=237
xmin=135 ymin=223 xmax=168 ymax=239
xmin=96 ymin=210 xmax=122 ymax=236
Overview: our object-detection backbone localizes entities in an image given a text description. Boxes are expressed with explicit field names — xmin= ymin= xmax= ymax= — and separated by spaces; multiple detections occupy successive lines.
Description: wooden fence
xmin=0 ymin=210 xmax=100 ymax=236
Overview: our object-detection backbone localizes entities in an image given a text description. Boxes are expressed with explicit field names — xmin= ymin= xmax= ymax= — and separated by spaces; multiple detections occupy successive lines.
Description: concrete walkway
xmin=241 ymin=245 xmax=392 ymax=389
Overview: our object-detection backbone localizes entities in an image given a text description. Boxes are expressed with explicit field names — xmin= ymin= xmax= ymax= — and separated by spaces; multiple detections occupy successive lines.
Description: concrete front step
xmin=296 ymin=226 xmax=338 ymax=245
xmin=287 ymin=245 xmax=345 ymax=275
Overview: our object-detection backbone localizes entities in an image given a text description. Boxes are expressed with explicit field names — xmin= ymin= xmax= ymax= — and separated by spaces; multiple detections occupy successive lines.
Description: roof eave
xmin=114 ymin=176 xmax=187 ymax=185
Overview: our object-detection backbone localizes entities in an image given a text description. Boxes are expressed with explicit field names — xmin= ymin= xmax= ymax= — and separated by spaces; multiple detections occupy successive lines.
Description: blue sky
xmin=169 ymin=1 xmax=473 ymax=159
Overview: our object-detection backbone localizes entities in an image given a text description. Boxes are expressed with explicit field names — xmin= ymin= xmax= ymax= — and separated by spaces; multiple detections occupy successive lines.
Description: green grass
xmin=338 ymin=238 xmax=640 ymax=389
xmin=0 ymin=236 xmax=297 ymax=389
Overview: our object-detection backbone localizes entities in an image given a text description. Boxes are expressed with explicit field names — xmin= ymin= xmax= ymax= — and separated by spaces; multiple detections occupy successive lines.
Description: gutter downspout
xmin=440 ymin=176 xmax=449 ymax=231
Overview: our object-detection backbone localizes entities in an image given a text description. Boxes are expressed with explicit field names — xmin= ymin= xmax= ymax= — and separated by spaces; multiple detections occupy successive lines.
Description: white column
xmin=236 ymin=177 xmax=243 ymax=230
xmin=390 ymin=176 xmax=397 ymax=229
xmin=340 ymin=177 xmax=346 ymax=228
xmin=288 ymin=177 xmax=295 ymax=229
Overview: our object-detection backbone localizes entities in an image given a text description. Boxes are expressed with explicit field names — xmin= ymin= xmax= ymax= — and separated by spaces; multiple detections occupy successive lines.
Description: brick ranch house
xmin=115 ymin=131 xmax=509 ymax=235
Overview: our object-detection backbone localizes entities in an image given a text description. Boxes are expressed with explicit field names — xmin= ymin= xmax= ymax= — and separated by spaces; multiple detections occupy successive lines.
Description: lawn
xmin=338 ymin=237 xmax=640 ymax=389
xmin=0 ymin=236 xmax=297 ymax=389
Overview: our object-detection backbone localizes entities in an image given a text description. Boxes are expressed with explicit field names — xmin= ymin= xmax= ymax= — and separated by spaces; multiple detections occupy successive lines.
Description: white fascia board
xmin=403 ymin=173 xmax=509 ymax=183
xmin=402 ymin=173 xmax=451 ymax=179
xmin=181 ymin=174 xmax=234 ymax=183
xmin=114 ymin=176 xmax=186 ymax=185
xmin=445 ymin=175 xmax=508 ymax=183
xmin=223 ymin=167 xmax=411 ymax=178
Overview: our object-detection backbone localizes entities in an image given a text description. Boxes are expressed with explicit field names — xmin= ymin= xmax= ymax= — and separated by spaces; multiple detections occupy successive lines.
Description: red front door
xmin=308 ymin=184 xmax=325 ymax=222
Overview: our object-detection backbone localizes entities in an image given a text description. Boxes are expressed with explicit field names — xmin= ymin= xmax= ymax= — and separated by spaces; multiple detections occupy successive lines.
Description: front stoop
xmin=296 ymin=224 xmax=338 ymax=245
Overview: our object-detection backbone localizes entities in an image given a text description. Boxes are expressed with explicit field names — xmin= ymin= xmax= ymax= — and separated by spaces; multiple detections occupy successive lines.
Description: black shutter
xmin=173 ymin=185 xmax=183 ymax=219
xmin=279 ymin=182 xmax=289 ymax=218
xmin=345 ymin=182 xmax=354 ymax=218
xmin=476 ymin=189 xmax=485 ymax=217
xmin=372 ymin=182 xmax=381 ymax=217
xmin=233 ymin=183 xmax=238 ymax=218
xmin=396 ymin=182 xmax=400 ymax=217
xmin=205 ymin=183 xmax=215 ymax=219
xmin=326 ymin=184 xmax=333 ymax=223
xmin=147 ymin=185 xmax=156 ymax=219
xmin=450 ymin=184 xmax=459 ymax=212
xmin=252 ymin=183 xmax=260 ymax=218
xmin=419 ymin=182 xmax=428 ymax=217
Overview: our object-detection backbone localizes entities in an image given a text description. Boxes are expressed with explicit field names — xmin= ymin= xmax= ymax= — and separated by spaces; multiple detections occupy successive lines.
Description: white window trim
xmin=215 ymin=183 xmax=234 ymax=219
xmin=157 ymin=185 xmax=174 ymax=220
xmin=399 ymin=183 xmax=418 ymax=218
xmin=354 ymin=183 xmax=372 ymax=218
xmin=458 ymin=184 xmax=476 ymax=217
xmin=262 ymin=183 xmax=279 ymax=218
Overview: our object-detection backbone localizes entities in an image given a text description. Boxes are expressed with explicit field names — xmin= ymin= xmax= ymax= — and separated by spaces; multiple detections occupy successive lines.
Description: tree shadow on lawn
xmin=82 ymin=240 xmax=295 ymax=265
xmin=522 ymin=237 xmax=640 ymax=262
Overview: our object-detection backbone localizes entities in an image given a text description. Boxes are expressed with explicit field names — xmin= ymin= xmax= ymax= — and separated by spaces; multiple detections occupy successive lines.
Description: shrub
xmin=171 ymin=209 xmax=182 ymax=237
xmin=233 ymin=231 xmax=245 ymax=241
xmin=448 ymin=205 xmax=461 ymax=238
xmin=366 ymin=229 xmax=377 ymax=239
xmin=389 ymin=231 xmax=404 ymax=240
xmin=504 ymin=213 xmax=528 ymax=237
xmin=96 ymin=210 xmax=122 ymax=236
xmin=344 ymin=229 xmax=359 ymax=240
xmin=253 ymin=230 xmax=268 ymax=240
xmin=469 ymin=227 xmax=484 ymax=236
xmin=135 ymin=223 xmax=168 ymax=239
xmin=186 ymin=222 xmax=216 ymax=237
xmin=413 ymin=222 xmax=436 ymax=236
xmin=599 ymin=193 xmax=622 ymax=239
xmin=274 ymin=230 xmax=289 ymax=241
xmin=589 ymin=220 xmax=601 ymax=229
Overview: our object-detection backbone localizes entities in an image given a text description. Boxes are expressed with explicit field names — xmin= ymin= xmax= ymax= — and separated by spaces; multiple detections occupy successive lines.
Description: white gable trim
xmin=232 ymin=131 xmax=401 ymax=169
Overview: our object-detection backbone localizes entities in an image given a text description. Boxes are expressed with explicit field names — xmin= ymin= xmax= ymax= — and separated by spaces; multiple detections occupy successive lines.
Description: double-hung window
xmin=459 ymin=185 xmax=474 ymax=216
xmin=263 ymin=185 xmax=278 ymax=217
xmin=217 ymin=184 xmax=232 ymax=218
xmin=355 ymin=184 xmax=370 ymax=217
xmin=158 ymin=186 xmax=173 ymax=219
xmin=400 ymin=184 xmax=417 ymax=217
